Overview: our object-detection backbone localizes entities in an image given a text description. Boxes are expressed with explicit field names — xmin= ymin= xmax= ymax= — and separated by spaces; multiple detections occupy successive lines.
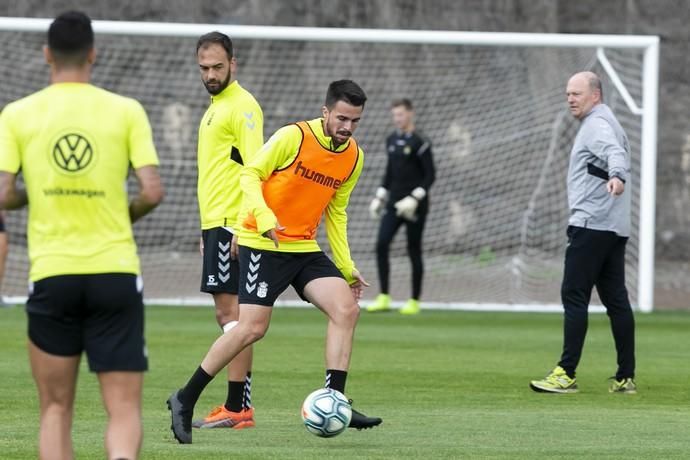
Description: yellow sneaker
xmin=366 ymin=294 xmax=391 ymax=312
xmin=529 ymin=366 xmax=578 ymax=393
xmin=192 ymin=405 xmax=255 ymax=429
xmin=609 ymin=377 xmax=637 ymax=394
xmin=399 ymin=298 xmax=420 ymax=315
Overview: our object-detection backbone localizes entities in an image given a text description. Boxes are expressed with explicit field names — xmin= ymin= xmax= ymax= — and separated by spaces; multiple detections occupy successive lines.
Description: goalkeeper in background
xmin=192 ymin=31 xmax=264 ymax=430
xmin=368 ymin=98 xmax=435 ymax=315
xmin=0 ymin=11 xmax=163 ymax=459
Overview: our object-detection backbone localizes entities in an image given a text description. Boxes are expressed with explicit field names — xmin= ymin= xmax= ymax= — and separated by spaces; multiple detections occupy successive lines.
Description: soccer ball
xmin=301 ymin=388 xmax=352 ymax=438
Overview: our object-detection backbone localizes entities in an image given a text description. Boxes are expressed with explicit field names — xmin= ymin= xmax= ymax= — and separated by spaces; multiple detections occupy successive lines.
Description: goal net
xmin=0 ymin=20 xmax=658 ymax=311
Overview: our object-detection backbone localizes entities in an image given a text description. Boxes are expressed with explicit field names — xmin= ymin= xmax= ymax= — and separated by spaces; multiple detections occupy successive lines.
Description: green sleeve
xmin=325 ymin=148 xmax=364 ymax=284
xmin=0 ymin=108 xmax=21 ymax=173
xmin=233 ymin=98 xmax=264 ymax=165
xmin=127 ymin=100 xmax=159 ymax=169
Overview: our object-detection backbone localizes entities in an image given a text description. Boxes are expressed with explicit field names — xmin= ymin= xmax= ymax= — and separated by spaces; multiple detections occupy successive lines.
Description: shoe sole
xmin=196 ymin=419 xmax=256 ymax=429
xmin=609 ymin=389 xmax=637 ymax=394
xmin=529 ymin=382 xmax=579 ymax=394
xmin=349 ymin=419 xmax=383 ymax=430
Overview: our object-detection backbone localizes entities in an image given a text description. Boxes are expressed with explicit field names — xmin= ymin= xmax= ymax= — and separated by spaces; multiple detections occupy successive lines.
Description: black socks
xmin=179 ymin=366 xmax=213 ymax=407
xmin=225 ymin=372 xmax=253 ymax=412
xmin=325 ymin=369 xmax=348 ymax=394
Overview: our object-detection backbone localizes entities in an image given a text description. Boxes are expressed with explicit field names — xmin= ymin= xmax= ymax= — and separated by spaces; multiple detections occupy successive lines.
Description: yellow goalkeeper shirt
xmin=197 ymin=80 xmax=264 ymax=230
xmin=238 ymin=118 xmax=364 ymax=283
xmin=0 ymin=82 xmax=159 ymax=281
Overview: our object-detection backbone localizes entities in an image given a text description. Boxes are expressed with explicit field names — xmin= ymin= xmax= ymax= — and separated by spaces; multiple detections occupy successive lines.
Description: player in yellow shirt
xmin=167 ymin=80 xmax=382 ymax=444
xmin=0 ymin=12 xmax=163 ymax=460
xmin=193 ymin=31 xmax=264 ymax=430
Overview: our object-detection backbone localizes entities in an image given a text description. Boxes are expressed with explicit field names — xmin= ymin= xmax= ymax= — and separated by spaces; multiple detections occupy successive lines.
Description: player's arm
xmin=233 ymin=100 xmax=264 ymax=165
xmin=0 ymin=109 xmax=27 ymax=209
xmin=369 ymin=139 xmax=392 ymax=218
xmin=382 ymin=142 xmax=393 ymax=190
xmin=0 ymin=172 xmax=27 ymax=210
xmin=587 ymin=117 xmax=628 ymax=195
xmin=416 ymin=137 xmax=436 ymax=193
xmin=129 ymin=165 xmax=163 ymax=222
xmin=393 ymin=137 xmax=435 ymax=220
xmin=325 ymin=149 xmax=365 ymax=285
xmin=227 ymin=100 xmax=264 ymax=257
xmin=127 ymin=100 xmax=164 ymax=222
xmin=239 ymin=125 xmax=300 ymax=244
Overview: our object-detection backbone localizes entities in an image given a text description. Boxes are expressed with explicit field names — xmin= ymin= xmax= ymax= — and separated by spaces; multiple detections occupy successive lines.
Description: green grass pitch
xmin=1 ymin=305 xmax=689 ymax=459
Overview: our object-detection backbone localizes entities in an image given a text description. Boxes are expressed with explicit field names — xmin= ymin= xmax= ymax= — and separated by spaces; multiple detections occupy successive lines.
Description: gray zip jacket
xmin=567 ymin=104 xmax=631 ymax=237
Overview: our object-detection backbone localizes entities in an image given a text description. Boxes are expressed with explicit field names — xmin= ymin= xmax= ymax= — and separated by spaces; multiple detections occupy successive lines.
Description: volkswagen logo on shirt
xmin=52 ymin=133 xmax=95 ymax=174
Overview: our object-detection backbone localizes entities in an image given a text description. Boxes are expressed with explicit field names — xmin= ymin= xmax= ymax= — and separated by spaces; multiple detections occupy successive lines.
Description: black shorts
xmin=238 ymin=246 xmax=344 ymax=306
xmin=0 ymin=214 xmax=5 ymax=232
xmin=27 ymin=273 xmax=147 ymax=372
xmin=201 ymin=227 xmax=240 ymax=294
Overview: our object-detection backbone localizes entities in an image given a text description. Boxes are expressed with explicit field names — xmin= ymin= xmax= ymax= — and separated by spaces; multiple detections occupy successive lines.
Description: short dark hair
xmin=391 ymin=98 xmax=413 ymax=111
xmin=196 ymin=31 xmax=233 ymax=59
xmin=47 ymin=11 xmax=94 ymax=67
xmin=325 ymin=80 xmax=367 ymax=109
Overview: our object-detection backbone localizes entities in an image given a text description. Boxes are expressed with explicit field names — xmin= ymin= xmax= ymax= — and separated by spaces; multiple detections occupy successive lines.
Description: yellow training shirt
xmin=0 ymin=82 xmax=159 ymax=281
xmin=197 ymin=81 xmax=264 ymax=230
xmin=238 ymin=118 xmax=364 ymax=283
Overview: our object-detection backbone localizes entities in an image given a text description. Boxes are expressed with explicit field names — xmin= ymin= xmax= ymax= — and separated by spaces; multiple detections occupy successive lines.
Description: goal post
xmin=0 ymin=17 xmax=659 ymax=312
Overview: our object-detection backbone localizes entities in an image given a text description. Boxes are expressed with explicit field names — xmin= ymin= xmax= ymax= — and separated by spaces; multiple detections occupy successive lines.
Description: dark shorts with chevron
xmin=238 ymin=246 xmax=344 ymax=306
xmin=201 ymin=227 xmax=240 ymax=294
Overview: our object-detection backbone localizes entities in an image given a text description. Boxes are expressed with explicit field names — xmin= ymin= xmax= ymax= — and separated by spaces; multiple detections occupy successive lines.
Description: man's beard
xmin=204 ymin=72 xmax=231 ymax=95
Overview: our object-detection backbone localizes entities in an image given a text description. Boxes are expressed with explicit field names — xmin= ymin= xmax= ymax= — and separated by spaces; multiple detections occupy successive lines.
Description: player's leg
xmin=296 ymin=254 xmax=382 ymax=429
xmin=595 ymin=235 xmax=636 ymax=393
xmin=558 ymin=228 xmax=611 ymax=375
xmin=168 ymin=246 xmax=294 ymax=444
xmin=168 ymin=304 xmax=271 ymax=443
xmin=197 ymin=227 xmax=255 ymax=429
xmin=368 ymin=209 xmax=404 ymax=312
xmin=29 ymin=341 xmax=80 ymax=460
xmin=26 ymin=276 xmax=85 ymax=460
xmin=98 ymin=371 xmax=143 ymax=460
xmin=530 ymin=227 xmax=606 ymax=393
xmin=400 ymin=202 xmax=428 ymax=315
xmin=192 ymin=293 xmax=256 ymax=429
xmin=84 ymin=274 xmax=148 ymax=459
xmin=304 ymin=276 xmax=359 ymax=372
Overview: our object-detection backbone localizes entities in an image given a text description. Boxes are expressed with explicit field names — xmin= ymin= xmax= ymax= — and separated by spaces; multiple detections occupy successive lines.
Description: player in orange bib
xmin=168 ymin=80 xmax=382 ymax=444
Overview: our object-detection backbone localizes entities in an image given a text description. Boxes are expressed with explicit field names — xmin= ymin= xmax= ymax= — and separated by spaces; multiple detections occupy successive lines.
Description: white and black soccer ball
xmin=301 ymin=388 xmax=352 ymax=438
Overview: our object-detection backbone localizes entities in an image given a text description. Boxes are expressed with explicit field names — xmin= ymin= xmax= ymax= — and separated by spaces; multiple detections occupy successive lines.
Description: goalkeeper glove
xmin=394 ymin=187 xmax=426 ymax=221
xmin=369 ymin=187 xmax=388 ymax=219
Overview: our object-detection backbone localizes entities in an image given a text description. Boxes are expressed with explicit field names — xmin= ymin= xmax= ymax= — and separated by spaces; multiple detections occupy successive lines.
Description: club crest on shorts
xmin=257 ymin=281 xmax=268 ymax=299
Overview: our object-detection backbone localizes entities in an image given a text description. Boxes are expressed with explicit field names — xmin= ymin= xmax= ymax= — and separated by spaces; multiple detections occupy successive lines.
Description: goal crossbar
xmin=0 ymin=17 xmax=660 ymax=47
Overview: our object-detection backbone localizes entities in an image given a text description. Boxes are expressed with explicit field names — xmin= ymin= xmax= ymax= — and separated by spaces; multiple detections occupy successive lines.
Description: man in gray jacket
xmin=530 ymin=71 xmax=636 ymax=394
